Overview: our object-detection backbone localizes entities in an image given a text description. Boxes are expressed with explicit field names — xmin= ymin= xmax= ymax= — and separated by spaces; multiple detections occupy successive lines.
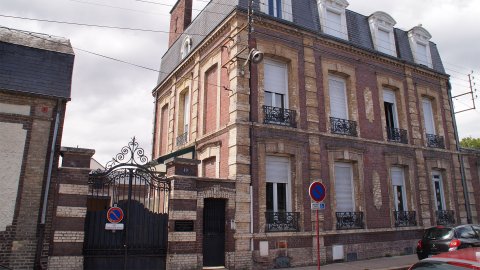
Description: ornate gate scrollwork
xmin=84 ymin=137 xmax=170 ymax=270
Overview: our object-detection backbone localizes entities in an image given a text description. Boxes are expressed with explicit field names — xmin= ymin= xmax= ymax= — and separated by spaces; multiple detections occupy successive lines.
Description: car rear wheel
xmin=417 ymin=253 xmax=427 ymax=260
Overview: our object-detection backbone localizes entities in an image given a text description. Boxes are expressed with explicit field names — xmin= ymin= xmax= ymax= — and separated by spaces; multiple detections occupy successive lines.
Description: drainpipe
xmin=41 ymin=99 xmax=62 ymax=224
xmin=36 ymin=99 xmax=62 ymax=269
xmin=247 ymin=0 xmax=254 ymax=252
xmin=446 ymin=81 xmax=472 ymax=224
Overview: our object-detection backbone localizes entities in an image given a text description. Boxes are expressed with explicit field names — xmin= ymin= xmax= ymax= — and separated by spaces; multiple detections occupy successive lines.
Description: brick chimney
xmin=169 ymin=0 xmax=193 ymax=47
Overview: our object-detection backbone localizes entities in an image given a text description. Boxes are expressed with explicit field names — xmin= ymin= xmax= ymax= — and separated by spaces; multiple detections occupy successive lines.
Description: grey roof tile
xmin=157 ymin=1 xmax=446 ymax=85
xmin=0 ymin=28 xmax=74 ymax=99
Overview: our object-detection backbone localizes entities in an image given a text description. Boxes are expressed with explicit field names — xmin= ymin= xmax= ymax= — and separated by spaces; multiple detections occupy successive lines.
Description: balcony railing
xmin=265 ymin=211 xmax=300 ymax=232
xmin=387 ymin=127 xmax=408 ymax=144
xmin=335 ymin=212 xmax=364 ymax=230
xmin=263 ymin=105 xmax=297 ymax=128
xmin=426 ymin=134 xmax=445 ymax=149
xmin=330 ymin=117 xmax=358 ymax=137
xmin=436 ymin=210 xmax=455 ymax=226
xmin=176 ymin=132 xmax=188 ymax=147
xmin=394 ymin=211 xmax=417 ymax=227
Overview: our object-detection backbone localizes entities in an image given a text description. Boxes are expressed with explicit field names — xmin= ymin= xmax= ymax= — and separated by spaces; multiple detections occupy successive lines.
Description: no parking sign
xmin=107 ymin=206 xmax=124 ymax=224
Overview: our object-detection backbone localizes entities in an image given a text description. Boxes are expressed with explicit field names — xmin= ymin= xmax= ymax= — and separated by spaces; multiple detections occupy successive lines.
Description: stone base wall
xmin=48 ymin=256 xmax=83 ymax=270
xmin=166 ymin=254 xmax=198 ymax=270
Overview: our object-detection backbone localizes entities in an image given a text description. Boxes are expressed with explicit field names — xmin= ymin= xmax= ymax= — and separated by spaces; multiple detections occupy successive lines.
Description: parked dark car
xmin=410 ymin=247 xmax=480 ymax=270
xmin=416 ymin=225 xmax=480 ymax=260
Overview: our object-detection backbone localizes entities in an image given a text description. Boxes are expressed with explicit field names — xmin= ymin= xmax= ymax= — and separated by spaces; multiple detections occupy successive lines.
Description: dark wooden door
xmin=203 ymin=199 xmax=226 ymax=267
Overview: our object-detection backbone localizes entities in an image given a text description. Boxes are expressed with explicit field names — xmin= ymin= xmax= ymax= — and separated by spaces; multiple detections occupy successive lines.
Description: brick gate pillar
xmin=48 ymin=147 xmax=94 ymax=270
xmin=165 ymin=158 xmax=201 ymax=269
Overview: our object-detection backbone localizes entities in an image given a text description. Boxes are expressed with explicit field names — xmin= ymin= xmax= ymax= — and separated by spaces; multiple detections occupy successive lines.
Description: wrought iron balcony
xmin=176 ymin=132 xmax=188 ymax=147
xmin=386 ymin=127 xmax=408 ymax=144
xmin=335 ymin=212 xmax=364 ymax=230
xmin=426 ymin=133 xmax=445 ymax=149
xmin=436 ymin=210 xmax=455 ymax=226
xmin=330 ymin=117 xmax=358 ymax=137
xmin=265 ymin=211 xmax=300 ymax=232
xmin=394 ymin=211 xmax=417 ymax=227
xmin=263 ymin=105 xmax=297 ymax=128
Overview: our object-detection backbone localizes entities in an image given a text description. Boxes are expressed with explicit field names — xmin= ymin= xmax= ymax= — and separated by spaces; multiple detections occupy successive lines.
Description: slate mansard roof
xmin=0 ymin=27 xmax=75 ymax=99
xmin=157 ymin=0 xmax=446 ymax=85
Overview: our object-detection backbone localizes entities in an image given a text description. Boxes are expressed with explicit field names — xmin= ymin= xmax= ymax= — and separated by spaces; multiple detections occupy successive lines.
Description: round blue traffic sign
xmin=107 ymin=207 xmax=124 ymax=223
xmin=309 ymin=182 xmax=326 ymax=202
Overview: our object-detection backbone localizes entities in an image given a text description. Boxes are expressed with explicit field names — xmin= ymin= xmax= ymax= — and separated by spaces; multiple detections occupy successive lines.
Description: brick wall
xmin=166 ymin=159 xmax=238 ymax=269
xmin=0 ymin=91 xmax=67 ymax=269
xmin=46 ymin=147 xmax=94 ymax=270
xmin=168 ymin=0 xmax=192 ymax=47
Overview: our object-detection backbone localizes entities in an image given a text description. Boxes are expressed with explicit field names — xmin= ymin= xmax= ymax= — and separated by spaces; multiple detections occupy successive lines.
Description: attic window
xmin=259 ymin=0 xmax=293 ymax=22
xmin=408 ymin=25 xmax=433 ymax=68
xmin=181 ymin=36 xmax=192 ymax=59
xmin=369 ymin=11 xmax=397 ymax=57
xmin=318 ymin=0 xmax=349 ymax=40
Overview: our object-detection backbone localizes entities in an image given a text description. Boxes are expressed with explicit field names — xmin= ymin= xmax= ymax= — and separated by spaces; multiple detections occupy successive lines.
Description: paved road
xmin=279 ymin=254 xmax=418 ymax=270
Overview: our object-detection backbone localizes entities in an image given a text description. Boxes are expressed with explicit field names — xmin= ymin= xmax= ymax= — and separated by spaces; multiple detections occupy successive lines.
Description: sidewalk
xmin=280 ymin=254 xmax=418 ymax=270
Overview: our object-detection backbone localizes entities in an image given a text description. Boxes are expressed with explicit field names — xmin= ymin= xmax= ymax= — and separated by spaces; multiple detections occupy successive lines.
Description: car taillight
xmin=417 ymin=240 xmax=422 ymax=249
xmin=448 ymin=239 xmax=461 ymax=251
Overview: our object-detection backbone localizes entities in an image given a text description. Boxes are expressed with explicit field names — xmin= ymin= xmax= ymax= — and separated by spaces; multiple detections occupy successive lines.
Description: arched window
xmin=369 ymin=11 xmax=397 ymax=56
xmin=180 ymin=36 xmax=192 ymax=59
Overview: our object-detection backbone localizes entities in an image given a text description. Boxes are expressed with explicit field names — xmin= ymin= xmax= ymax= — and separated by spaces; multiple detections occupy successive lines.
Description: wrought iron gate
xmin=83 ymin=138 xmax=170 ymax=270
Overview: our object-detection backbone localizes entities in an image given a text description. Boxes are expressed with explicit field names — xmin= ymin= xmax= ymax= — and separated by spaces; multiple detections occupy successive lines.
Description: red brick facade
xmin=152 ymin=2 xmax=479 ymax=269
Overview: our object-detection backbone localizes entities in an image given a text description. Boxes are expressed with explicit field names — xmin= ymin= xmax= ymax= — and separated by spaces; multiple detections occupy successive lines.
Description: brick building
xmin=152 ymin=0 xmax=479 ymax=269
xmin=0 ymin=27 xmax=74 ymax=269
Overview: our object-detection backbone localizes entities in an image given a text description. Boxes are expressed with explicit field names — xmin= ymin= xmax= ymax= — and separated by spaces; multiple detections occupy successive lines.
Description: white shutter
xmin=281 ymin=0 xmax=293 ymax=21
xmin=334 ymin=163 xmax=354 ymax=212
xmin=266 ymin=156 xmax=289 ymax=184
xmin=264 ymin=59 xmax=287 ymax=95
xmin=183 ymin=92 xmax=190 ymax=131
xmin=383 ymin=89 xmax=396 ymax=104
xmin=377 ymin=28 xmax=391 ymax=54
xmin=259 ymin=0 xmax=268 ymax=14
xmin=326 ymin=10 xmax=342 ymax=38
xmin=391 ymin=167 xmax=404 ymax=186
xmin=329 ymin=76 xmax=348 ymax=119
xmin=417 ymin=42 xmax=428 ymax=65
xmin=422 ymin=98 xmax=435 ymax=135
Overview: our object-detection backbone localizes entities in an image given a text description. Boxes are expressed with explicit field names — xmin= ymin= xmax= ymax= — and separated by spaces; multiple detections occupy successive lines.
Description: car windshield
xmin=424 ymin=228 xmax=454 ymax=240
xmin=411 ymin=261 xmax=477 ymax=270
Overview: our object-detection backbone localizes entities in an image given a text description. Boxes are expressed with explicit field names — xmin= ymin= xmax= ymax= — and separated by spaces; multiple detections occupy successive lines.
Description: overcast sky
xmin=1 ymin=0 xmax=479 ymax=165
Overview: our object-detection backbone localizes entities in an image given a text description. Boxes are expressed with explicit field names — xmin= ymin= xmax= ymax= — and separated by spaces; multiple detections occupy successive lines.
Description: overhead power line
xmin=1 ymin=26 xmax=161 ymax=73
xmin=0 ymin=14 xmax=202 ymax=35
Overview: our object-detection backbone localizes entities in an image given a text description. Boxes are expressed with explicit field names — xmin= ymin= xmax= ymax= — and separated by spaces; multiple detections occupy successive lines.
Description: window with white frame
xmin=180 ymin=36 xmax=192 ymax=59
xmin=318 ymin=0 xmax=349 ymax=40
xmin=329 ymin=75 xmax=348 ymax=120
xmin=264 ymin=59 xmax=288 ymax=109
xmin=334 ymin=162 xmax=354 ymax=212
xmin=180 ymin=90 xmax=190 ymax=135
xmin=408 ymin=26 xmax=433 ymax=68
xmin=368 ymin=11 xmax=397 ymax=57
xmin=266 ymin=156 xmax=291 ymax=213
xmin=383 ymin=89 xmax=398 ymax=129
xmin=259 ymin=0 xmax=293 ymax=21
xmin=432 ymin=171 xmax=446 ymax=211
xmin=391 ymin=167 xmax=407 ymax=212
xmin=422 ymin=97 xmax=436 ymax=135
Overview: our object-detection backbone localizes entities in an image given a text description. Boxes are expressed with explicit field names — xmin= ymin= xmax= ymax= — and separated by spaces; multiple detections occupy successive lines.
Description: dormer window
xmin=180 ymin=36 xmax=192 ymax=59
xmin=369 ymin=11 xmax=397 ymax=57
xmin=318 ymin=0 xmax=349 ymax=40
xmin=259 ymin=0 xmax=293 ymax=22
xmin=408 ymin=25 xmax=433 ymax=68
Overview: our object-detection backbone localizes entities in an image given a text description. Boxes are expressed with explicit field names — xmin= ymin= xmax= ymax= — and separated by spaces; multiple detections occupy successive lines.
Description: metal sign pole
xmin=316 ymin=209 xmax=320 ymax=270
